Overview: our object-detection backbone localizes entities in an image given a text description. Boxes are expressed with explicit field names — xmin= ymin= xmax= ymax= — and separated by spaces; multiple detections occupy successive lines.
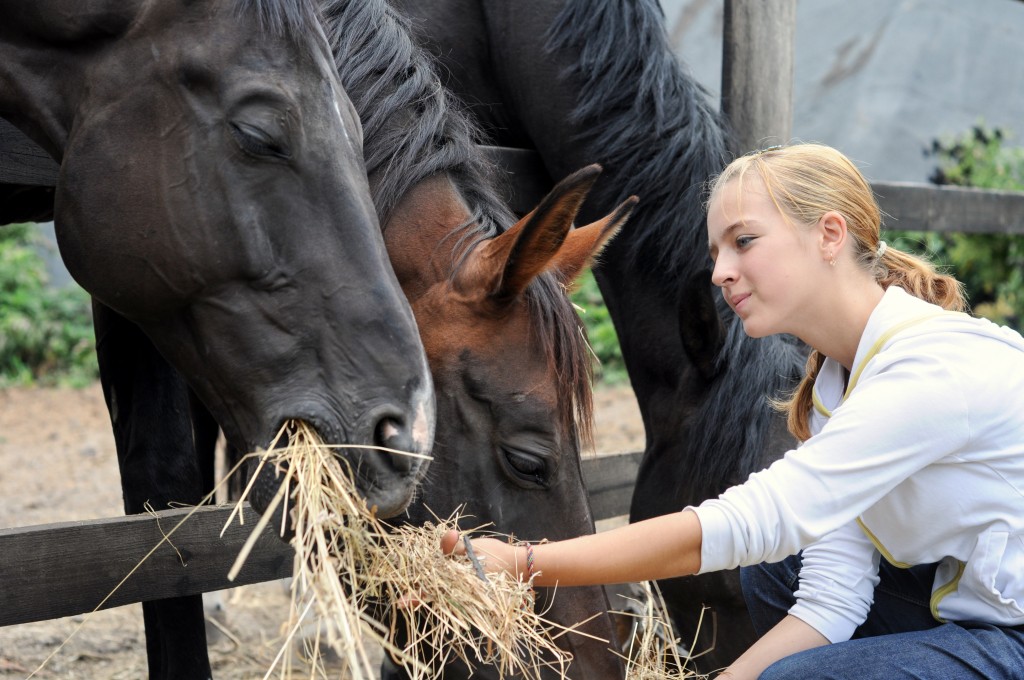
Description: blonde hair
xmin=707 ymin=143 xmax=967 ymax=441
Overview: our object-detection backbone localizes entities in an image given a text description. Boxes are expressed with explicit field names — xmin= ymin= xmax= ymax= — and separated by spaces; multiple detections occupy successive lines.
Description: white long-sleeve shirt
xmin=692 ymin=286 xmax=1024 ymax=643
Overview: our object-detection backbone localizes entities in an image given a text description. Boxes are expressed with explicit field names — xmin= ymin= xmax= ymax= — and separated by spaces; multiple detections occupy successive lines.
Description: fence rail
xmin=0 ymin=451 xmax=642 ymax=628
xmin=3 ymin=119 xmax=1024 ymax=235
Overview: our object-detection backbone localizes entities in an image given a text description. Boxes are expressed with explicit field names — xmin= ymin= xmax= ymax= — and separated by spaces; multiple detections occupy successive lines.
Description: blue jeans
xmin=740 ymin=555 xmax=1024 ymax=679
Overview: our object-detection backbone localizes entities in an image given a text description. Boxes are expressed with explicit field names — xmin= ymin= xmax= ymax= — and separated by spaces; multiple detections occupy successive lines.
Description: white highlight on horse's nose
xmin=329 ymin=84 xmax=352 ymax=145
xmin=412 ymin=400 xmax=431 ymax=452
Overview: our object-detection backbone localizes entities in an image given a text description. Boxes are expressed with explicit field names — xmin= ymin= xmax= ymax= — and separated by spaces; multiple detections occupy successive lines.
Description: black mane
xmin=548 ymin=0 xmax=806 ymax=486
xmin=319 ymin=0 xmax=595 ymax=442
xmin=546 ymin=0 xmax=728 ymax=278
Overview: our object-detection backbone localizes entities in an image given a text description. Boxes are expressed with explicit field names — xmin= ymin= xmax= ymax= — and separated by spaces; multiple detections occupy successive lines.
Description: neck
xmin=800 ymin=277 xmax=886 ymax=371
xmin=0 ymin=1 xmax=142 ymax=159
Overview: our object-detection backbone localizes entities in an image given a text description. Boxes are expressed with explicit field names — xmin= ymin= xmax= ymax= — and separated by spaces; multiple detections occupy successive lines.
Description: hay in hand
xmin=617 ymin=581 xmax=713 ymax=680
xmin=227 ymin=420 xmax=573 ymax=680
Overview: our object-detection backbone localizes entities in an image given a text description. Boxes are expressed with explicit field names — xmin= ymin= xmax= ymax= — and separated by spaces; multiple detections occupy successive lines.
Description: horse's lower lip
xmin=353 ymin=466 xmax=423 ymax=517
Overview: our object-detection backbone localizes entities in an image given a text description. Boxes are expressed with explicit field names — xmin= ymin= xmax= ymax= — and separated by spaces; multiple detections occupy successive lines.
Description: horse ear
xmin=678 ymin=268 xmax=727 ymax=381
xmin=551 ymin=196 xmax=637 ymax=286
xmin=468 ymin=164 xmax=603 ymax=301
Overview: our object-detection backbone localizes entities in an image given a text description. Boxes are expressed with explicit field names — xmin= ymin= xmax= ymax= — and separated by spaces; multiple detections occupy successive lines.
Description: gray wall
xmin=661 ymin=0 xmax=1024 ymax=182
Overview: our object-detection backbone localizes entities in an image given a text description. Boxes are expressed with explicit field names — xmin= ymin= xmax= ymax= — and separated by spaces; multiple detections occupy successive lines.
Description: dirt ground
xmin=0 ymin=382 xmax=644 ymax=679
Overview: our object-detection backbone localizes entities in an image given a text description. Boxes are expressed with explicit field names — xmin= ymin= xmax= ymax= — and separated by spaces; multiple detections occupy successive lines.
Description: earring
xmin=828 ymin=251 xmax=836 ymax=267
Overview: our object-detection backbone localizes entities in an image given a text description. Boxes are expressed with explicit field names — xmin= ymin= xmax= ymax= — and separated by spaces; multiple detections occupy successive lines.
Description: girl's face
xmin=707 ymin=174 xmax=823 ymax=338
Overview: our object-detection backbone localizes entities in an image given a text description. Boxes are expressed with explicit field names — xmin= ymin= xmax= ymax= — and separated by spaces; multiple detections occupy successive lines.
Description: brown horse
xmin=326 ymin=2 xmax=635 ymax=677
xmin=1 ymin=1 xmax=435 ymax=677
xmin=389 ymin=0 xmax=809 ymax=672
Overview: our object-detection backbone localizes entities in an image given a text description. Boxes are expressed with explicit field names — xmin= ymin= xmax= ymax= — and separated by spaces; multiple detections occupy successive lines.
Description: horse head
xmin=382 ymin=165 xmax=636 ymax=678
xmin=0 ymin=0 xmax=435 ymax=518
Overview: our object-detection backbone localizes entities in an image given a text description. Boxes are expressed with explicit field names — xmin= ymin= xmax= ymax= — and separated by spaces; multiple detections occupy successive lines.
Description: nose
xmin=374 ymin=416 xmax=417 ymax=473
xmin=710 ymin=253 xmax=734 ymax=288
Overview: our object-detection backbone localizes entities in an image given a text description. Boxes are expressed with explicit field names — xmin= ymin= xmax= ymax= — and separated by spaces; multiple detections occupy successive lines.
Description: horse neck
xmin=0 ymin=1 xmax=145 ymax=159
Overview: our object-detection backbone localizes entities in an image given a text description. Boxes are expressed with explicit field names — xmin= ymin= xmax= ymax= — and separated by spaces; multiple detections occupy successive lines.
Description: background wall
xmin=660 ymin=0 xmax=1024 ymax=181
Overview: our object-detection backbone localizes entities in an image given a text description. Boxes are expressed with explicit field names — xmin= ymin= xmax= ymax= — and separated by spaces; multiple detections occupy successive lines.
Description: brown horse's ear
xmin=551 ymin=195 xmax=637 ymax=286
xmin=465 ymin=164 xmax=603 ymax=301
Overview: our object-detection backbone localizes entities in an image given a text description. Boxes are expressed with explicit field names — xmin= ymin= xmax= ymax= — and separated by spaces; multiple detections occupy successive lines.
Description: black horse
xmin=1 ymin=1 xmax=436 ymax=678
xmin=389 ymin=0 xmax=808 ymax=671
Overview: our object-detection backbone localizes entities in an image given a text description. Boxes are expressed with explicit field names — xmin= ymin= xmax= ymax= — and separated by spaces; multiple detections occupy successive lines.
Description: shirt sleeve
xmin=790 ymin=521 xmax=881 ymax=642
xmin=691 ymin=344 xmax=969 ymax=572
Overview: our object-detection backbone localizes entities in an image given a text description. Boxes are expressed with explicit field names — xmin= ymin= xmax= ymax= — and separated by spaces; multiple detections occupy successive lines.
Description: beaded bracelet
xmin=523 ymin=542 xmax=535 ymax=581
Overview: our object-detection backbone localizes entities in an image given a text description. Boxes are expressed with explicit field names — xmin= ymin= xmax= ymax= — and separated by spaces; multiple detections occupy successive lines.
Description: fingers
xmin=441 ymin=528 xmax=464 ymax=556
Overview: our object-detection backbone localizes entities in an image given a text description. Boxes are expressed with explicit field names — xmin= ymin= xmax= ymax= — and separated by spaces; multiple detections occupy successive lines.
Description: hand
xmin=441 ymin=529 xmax=526 ymax=580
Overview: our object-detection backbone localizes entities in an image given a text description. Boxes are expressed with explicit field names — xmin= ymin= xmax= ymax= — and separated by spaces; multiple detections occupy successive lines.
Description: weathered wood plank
xmin=1 ymin=129 xmax=1021 ymax=236
xmin=479 ymin=148 xmax=1024 ymax=236
xmin=0 ymin=453 xmax=644 ymax=627
xmin=582 ymin=451 xmax=643 ymax=522
xmin=721 ymin=0 xmax=797 ymax=156
xmin=0 ymin=504 xmax=292 ymax=627
xmin=874 ymin=181 xmax=1024 ymax=235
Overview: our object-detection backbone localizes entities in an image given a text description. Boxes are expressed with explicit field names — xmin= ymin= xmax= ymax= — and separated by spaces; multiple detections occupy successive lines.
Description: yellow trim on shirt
xmin=855 ymin=518 xmax=912 ymax=568
xmin=930 ymin=561 xmax=966 ymax=622
xmin=811 ymin=313 xmax=944 ymax=418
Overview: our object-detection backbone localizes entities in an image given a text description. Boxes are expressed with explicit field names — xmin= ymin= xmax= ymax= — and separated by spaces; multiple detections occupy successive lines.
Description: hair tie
xmin=876 ymin=240 xmax=887 ymax=259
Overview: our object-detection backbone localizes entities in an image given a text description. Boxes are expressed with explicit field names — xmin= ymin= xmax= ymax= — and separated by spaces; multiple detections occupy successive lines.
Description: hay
xmin=227 ymin=420 xmax=574 ymax=680
xmin=618 ymin=582 xmax=713 ymax=680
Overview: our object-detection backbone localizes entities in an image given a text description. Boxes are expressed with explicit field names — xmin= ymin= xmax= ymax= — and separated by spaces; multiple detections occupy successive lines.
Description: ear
xmin=461 ymin=164 xmax=603 ymax=301
xmin=678 ymin=268 xmax=726 ymax=381
xmin=551 ymin=196 xmax=637 ymax=286
xmin=818 ymin=210 xmax=848 ymax=263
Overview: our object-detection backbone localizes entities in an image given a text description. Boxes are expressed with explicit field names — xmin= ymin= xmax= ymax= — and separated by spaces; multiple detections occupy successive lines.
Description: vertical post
xmin=721 ymin=0 xmax=796 ymax=156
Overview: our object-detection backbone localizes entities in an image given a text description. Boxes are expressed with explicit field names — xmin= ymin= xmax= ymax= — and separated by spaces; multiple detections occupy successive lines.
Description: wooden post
xmin=721 ymin=0 xmax=796 ymax=156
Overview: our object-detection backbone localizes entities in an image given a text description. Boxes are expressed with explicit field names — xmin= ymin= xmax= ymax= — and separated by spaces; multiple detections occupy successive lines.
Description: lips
xmin=730 ymin=292 xmax=751 ymax=313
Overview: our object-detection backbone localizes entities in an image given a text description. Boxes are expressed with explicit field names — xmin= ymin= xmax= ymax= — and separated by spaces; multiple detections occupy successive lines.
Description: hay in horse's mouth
xmin=227 ymin=420 xmax=576 ymax=679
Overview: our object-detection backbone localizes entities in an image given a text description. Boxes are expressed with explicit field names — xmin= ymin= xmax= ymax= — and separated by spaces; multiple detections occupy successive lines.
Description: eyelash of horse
xmin=229 ymin=122 xmax=290 ymax=160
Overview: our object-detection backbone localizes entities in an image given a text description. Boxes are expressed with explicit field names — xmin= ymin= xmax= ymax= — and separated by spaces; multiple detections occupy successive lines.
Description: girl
xmin=443 ymin=143 xmax=1024 ymax=679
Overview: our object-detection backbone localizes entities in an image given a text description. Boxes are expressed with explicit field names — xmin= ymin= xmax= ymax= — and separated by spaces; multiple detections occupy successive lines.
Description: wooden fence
xmin=0 ymin=451 xmax=642 ymax=627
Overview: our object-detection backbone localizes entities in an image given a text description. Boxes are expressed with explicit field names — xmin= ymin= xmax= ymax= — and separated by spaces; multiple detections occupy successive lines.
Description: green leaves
xmin=889 ymin=123 xmax=1024 ymax=329
xmin=0 ymin=223 xmax=97 ymax=386
xmin=569 ymin=270 xmax=628 ymax=384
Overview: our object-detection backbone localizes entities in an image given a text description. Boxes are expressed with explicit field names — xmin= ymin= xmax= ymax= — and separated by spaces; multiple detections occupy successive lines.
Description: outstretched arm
xmin=442 ymin=509 xmax=703 ymax=587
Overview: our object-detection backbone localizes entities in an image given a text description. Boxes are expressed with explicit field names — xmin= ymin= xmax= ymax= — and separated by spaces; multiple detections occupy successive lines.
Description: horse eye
xmin=502 ymin=448 xmax=549 ymax=487
xmin=229 ymin=121 xmax=290 ymax=159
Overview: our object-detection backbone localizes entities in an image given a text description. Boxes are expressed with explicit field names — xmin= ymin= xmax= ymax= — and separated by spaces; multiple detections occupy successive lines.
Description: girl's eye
xmin=736 ymin=235 xmax=755 ymax=248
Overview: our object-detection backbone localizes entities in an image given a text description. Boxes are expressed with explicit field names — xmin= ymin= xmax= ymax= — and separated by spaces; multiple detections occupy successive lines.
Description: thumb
xmin=440 ymin=529 xmax=464 ymax=556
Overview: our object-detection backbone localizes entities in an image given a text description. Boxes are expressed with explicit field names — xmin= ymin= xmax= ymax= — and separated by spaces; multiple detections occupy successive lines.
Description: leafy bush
xmin=888 ymin=124 xmax=1024 ymax=329
xmin=0 ymin=223 xmax=97 ymax=386
xmin=569 ymin=270 xmax=628 ymax=384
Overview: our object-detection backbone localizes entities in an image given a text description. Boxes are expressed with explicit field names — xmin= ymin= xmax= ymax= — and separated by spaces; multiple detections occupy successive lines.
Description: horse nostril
xmin=374 ymin=416 xmax=415 ymax=473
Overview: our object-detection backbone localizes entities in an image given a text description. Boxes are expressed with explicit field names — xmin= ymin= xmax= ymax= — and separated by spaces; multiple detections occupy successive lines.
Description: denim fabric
xmin=740 ymin=556 xmax=1024 ymax=679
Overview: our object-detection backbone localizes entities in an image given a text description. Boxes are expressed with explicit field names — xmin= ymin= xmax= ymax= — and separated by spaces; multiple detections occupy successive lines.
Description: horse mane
xmin=234 ymin=0 xmax=322 ymax=40
xmin=546 ymin=0 xmax=806 ymax=486
xmin=319 ymin=0 xmax=595 ymax=444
